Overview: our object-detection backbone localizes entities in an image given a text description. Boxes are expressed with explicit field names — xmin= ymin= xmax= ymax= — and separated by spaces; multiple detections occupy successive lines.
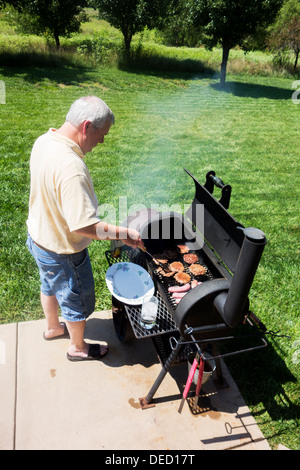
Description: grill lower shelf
xmin=151 ymin=332 xmax=197 ymax=366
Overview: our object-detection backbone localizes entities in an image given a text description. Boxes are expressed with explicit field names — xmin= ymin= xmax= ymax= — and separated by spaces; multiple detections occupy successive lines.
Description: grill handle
xmin=204 ymin=171 xmax=232 ymax=209
xmin=209 ymin=174 xmax=225 ymax=189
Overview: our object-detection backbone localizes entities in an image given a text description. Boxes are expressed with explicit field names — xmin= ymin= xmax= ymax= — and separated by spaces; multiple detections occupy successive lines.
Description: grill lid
xmin=184 ymin=169 xmax=245 ymax=273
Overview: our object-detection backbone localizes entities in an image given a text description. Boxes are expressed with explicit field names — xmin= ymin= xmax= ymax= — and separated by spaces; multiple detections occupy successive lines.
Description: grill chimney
xmin=214 ymin=227 xmax=267 ymax=328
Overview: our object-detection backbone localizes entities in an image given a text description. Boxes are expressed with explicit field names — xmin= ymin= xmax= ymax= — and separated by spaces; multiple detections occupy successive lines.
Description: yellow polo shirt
xmin=27 ymin=128 xmax=100 ymax=254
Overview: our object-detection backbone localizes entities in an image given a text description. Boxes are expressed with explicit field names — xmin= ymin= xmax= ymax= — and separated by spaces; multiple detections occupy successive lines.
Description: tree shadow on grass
xmin=118 ymin=52 xmax=216 ymax=80
xmin=0 ymin=48 xmax=217 ymax=84
xmin=211 ymin=80 xmax=292 ymax=100
xmin=0 ymin=51 xmax=94 ymax=85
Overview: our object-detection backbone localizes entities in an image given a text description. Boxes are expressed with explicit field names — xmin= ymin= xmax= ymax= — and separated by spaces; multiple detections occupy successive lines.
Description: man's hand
xmin=120 ymin=228 xmax=142 ymax=250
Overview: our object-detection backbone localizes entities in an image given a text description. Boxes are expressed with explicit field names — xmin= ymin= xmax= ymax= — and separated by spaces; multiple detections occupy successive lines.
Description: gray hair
xmin=66 ymin=96 xmax=115 ymax=129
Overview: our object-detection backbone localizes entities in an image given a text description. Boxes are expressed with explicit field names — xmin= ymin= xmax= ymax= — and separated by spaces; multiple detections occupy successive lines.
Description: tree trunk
xmin=124 ymin=35 xmax=132 ymax=59
xmin=220 ymin=43 xmax=230 ymax=88
xmin=54 ymin=31 xmax=60 ymax=50
xmin=122 ymin=27 xmax=132 ymax=61
xmin=294 ymin=49 xmax=299 ymax=71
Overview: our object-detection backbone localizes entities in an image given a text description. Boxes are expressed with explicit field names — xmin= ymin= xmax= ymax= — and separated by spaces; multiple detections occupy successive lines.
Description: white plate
xmin=105 ymin=262 xmax=154 ymax=305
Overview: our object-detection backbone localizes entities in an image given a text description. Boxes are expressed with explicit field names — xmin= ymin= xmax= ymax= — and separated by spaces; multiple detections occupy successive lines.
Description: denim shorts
xmin=26 ymin=234 xmax=95 ymax=322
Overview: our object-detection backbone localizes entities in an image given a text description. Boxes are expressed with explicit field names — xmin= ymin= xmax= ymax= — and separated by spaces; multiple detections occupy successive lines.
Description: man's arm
xmin=74 ymin=221 xmax=142 ymax=249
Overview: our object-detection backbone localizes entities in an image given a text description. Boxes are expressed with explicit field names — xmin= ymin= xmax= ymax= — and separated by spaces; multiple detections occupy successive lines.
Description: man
xmin=27 ymin=96 xmax=141 ymax=361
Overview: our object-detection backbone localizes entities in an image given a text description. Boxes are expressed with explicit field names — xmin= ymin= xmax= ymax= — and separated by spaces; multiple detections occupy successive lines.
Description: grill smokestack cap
xmin=238 ymin=227 xmax=266 ymax=244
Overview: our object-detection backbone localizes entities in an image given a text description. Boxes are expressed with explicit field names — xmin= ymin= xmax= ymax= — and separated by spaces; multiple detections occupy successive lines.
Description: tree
xmin=159 ymin=0 xmax=204 ymax=47
xmin=0 ymin=0 xmax=22 ymax=7
xmin=268 ymin=0 xmax=300 ymax=71
xmin=190 ymin=0 xmax=283 ymax=87
xmin=94 ymin=0 xmax=169 ymax=57
xmin=9 ymin=0 xmax=88 ymax=49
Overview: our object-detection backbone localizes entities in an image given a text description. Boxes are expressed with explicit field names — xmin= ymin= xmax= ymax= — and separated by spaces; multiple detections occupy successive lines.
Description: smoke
xmin=119 ymin=76 xmax=216 ymax=208
xmin=98 ymin=72 xmax=233 ymax=227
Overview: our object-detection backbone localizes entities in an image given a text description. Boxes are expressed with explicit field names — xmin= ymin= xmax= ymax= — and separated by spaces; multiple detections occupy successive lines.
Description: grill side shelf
xmin=124 ymin=291 xmax=178 ymax=339
xmin=105 ymin=248 xmax=178 ymax=339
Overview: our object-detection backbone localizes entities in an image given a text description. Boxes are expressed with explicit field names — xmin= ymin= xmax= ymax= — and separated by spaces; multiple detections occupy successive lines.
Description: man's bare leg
xmin=66 ymin=320 xmax=108 ymax=358
xmin=66 ymin=319 xmax=88 ymax=357
xmin=41 ymin=293 xmax=65 ymax=339
xmin=40 ymin=294 xmax=108 ymax=358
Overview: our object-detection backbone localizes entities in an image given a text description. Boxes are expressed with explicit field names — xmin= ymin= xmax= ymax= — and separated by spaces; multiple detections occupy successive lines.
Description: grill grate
xmin=148 ymin=247 xmax=219 ymax=311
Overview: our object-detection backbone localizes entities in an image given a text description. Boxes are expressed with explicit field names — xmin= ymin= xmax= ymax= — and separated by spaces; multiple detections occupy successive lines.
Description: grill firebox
xmin=105 ymin=169 xmax=269 ymax=410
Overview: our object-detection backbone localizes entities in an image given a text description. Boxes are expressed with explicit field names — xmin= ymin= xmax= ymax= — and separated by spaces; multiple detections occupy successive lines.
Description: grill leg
xmin=211 ymin=343 xmax=229 ymax=389
xmin=139 ymin=337 xmax=183 ymax=409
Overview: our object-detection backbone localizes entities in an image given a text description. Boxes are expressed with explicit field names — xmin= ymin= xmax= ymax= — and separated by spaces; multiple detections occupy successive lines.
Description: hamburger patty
xmin=183 ymin=253 xmax=199 ymax=264
xmin=174 ymin=272 xmax=191 ymax=284
xmin=189 ymin=263 xmax=207 ymax=276
xmin=170 ymin=261 xmax=185 ymax=272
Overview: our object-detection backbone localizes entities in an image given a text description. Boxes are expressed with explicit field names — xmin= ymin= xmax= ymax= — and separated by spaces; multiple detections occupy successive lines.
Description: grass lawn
xmin=0 ymin=10 xmax=299 ymax=450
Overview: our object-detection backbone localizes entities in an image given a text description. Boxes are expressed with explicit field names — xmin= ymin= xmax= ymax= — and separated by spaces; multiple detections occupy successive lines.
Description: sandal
xmin=43 ymin=322 xmax=70 ymax=341
xmin=67 ymin=343 xmax=108 ymax=362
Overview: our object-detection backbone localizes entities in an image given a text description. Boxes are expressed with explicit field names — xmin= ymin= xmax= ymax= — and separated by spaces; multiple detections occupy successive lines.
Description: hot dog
xmin=172 ymin=292 xmax=188 ymax=299
xmin=171 ymin=280 xmax=203 ymax=304
xmin=191 ymin=279 xmax=200 ymax=289
xmin=168 ymin=283 xmax=190 ymax=293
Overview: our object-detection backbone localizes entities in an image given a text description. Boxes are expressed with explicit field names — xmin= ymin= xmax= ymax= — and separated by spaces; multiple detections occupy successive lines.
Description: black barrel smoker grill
xmin=105 ymin=169 xmax=269 ymax=410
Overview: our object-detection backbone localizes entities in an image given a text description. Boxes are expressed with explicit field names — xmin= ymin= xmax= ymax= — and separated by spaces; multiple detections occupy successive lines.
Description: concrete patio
xmin=0 ymin=310 xmax=271 ymax=451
